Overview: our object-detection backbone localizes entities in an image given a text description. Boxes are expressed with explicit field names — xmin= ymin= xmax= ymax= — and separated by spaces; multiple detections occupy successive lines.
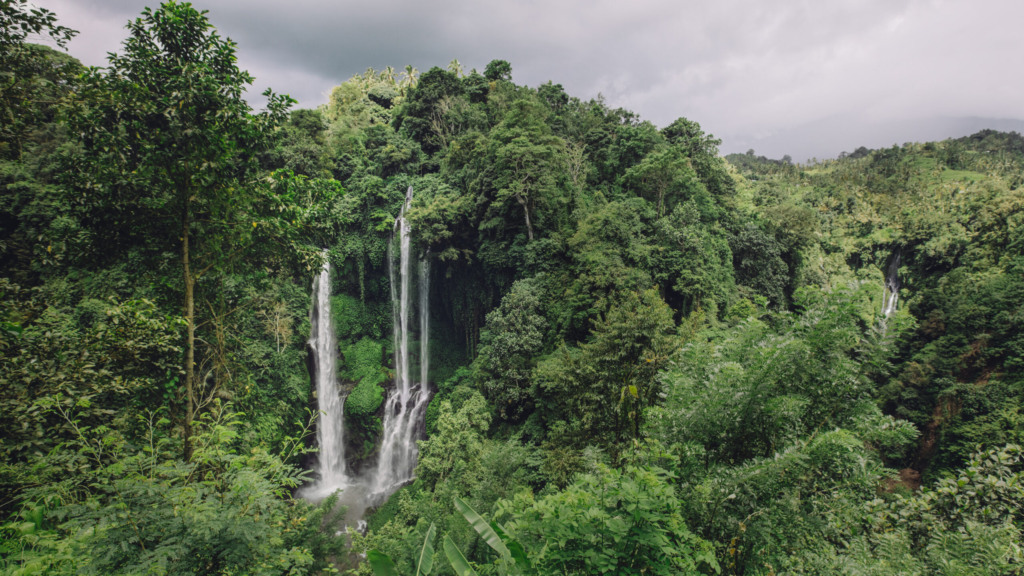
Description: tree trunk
xmin=515 ymin=193 xmax=534 ymax=241
xmin=183 ymin=198 xmax=195 ymax=461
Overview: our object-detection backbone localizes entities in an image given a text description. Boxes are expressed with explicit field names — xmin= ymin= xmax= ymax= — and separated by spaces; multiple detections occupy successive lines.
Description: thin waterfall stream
xmin=372 ymin=186 xmax=431 ymax=497
xmin=882 ymin=249 xmax=901 ymax=320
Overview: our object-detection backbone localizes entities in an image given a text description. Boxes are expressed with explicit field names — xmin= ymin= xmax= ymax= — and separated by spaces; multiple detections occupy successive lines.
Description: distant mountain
xmin=721 ymin=116 xmax=1024 ymax=163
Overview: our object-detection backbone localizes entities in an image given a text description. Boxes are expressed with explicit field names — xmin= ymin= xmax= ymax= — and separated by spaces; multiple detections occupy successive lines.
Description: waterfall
xmin=301 ymin=255 xmax=349 ymax=498
xmin=884 ymin=248 xmax=901 ymax=315
xmin=298 ymin=189 xmax=432 ymax=510
xmin=372 ymin=186 xmax=432 ymax=497
xmin=882 ymin=249 xmax=901 ymax=319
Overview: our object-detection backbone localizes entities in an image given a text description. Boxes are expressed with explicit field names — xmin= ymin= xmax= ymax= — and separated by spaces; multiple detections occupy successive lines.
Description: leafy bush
xmin=333 ymin=294 xmax=389 ymax=341
xmin=342 ymin=337 xmax=387 ymax=458
xmin=0 ymin=403 xmax=346 ymax=575
xmin=344 ymin=337 xmax=387 ymax=416
xmin=783 ymin=444 xmax=1024 ymax=575
xmin=498 ymin=464 xmax=719 ymax=575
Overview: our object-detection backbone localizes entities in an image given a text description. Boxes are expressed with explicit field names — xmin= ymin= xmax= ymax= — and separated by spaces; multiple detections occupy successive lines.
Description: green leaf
xmin=416 ymin=522 xmax=437 ymax=576
xmin=444 ymin=535 xmax=478 ymax=576
xmin=605 ymin=517 xmax=627 ymax=535
xmin=489 ymin=520 xmax=532 ymax=573
xmin=454 ymin=496 xmax=510 ymax=560
xmin=367 ymin=549 xmax=399 ymax=576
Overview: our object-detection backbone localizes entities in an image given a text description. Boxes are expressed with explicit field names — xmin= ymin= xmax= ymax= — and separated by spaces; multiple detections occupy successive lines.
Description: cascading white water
xmin=372 ymin=186 xmax=432 ymax=497
xmin=298 ymin=190 xmax=432 ymax=510
xmin=882 ymin=250 xmax=901 ymax=319
xmin=300 ymin=255 xmax=349 ymax=499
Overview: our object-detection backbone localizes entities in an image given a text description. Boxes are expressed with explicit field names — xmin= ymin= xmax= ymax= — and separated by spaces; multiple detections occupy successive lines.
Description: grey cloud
xmin=34 ymin=0 xmax=1024 ymax=160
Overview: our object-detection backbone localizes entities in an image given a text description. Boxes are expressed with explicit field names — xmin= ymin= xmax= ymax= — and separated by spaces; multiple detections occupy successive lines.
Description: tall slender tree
xmin=401 ymin=64 xmax=420 ymax=94
xmin=68 ymin=1 xmax=291 ymax=457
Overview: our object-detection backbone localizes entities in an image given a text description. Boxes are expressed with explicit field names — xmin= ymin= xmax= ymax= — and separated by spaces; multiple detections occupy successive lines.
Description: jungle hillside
xmin=2 ymin=2 xmax=1024 ymax=575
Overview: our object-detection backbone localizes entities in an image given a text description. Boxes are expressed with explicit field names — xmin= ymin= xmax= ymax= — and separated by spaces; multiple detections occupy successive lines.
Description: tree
xmin=2 ymin=404 xmax=346 ymax=574
xmin=489 ymin=99 xmax=566 ymax=242
xmin=416 ymin=392 xmax=491 ymax=490
xmin=484 ymin=59 xmax=512 ymax=82
xmin=0 ymin=0 xmax=77 ymax=158
xmin=396 ymin=66 xmax=466 ymax=156
xmin=447 ymin=58 xmax=465 ymax=77
xmin=556 ymin=199 xmax=654 ymax=339
xmin=401 ymin=64 xmax=420 ymax=94
xmin=68 ymin=1 xmax=292 ymax=457
xmin=652 ymin=201 xmax=735 ymax=317
xmin=622 ymin=146 xmax=708 ymax=217
xmin=730 ymin=222 xmax=790 ymax=308
xmin=650 ymin=286 xmax=888 ymax=465
xmin=0 ymin=292 xmax=184 ymax=465
xmin=534 ymin=288 xmax=676 ymax=451
xmin=474 ymin=278 xmax=547 ymax=421
xmin=661 ymin=117 xmax=734 ymax=201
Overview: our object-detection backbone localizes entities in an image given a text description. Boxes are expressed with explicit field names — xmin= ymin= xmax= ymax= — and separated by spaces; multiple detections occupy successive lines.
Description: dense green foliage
xmin=1 ymin=2 xmax=344 ymax=573
xmin=3 ymin=1 xmax=1024 ymax=574
xmin=499 ymin=465 xmax=718 ymax=575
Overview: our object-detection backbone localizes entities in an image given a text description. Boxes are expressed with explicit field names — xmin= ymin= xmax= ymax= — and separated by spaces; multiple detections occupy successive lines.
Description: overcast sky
xmin=29 ymin=0 xmax=1024 ymax=161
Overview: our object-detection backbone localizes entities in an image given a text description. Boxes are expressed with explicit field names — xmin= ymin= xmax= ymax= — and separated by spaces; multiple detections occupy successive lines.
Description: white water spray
xmin=299 ymin=255 xmax=349 ymax=499
xmin=372 ymin=186 xmax=432 ymax=497
xmin=299 ymin=189 xmax=432 ymax=511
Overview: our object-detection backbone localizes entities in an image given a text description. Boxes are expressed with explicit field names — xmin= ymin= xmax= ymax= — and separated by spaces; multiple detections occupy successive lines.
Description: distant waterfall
xmin=303 ymin=255 xmax=349 ymax=496
xmin=882 ymin=249 xmax=901 ymax=320
xmin=372 ymin=186 xmax=431 ymax=496
xmin=298 ymin=190 xmax=432 ymax=509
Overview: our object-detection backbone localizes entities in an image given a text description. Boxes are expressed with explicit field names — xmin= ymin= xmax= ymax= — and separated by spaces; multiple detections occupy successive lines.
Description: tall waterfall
xmin=303 ymin=255 xmax=349 ymax=497
xmin=882 ymin=249 xmax=901 ymax=319
xmin=372 ymin=186 xmax=432 ymax=496
xmin=298 ymin=190 xmax=431 ymax=511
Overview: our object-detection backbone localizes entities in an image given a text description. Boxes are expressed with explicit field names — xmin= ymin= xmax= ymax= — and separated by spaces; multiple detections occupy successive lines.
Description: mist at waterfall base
xmin=297 ymin=188 xmax=430 ymax=527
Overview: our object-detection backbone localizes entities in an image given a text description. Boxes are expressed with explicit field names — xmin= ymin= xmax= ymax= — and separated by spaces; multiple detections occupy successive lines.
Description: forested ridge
xmin=2 ymin=2 xmax=1024 ymax=575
